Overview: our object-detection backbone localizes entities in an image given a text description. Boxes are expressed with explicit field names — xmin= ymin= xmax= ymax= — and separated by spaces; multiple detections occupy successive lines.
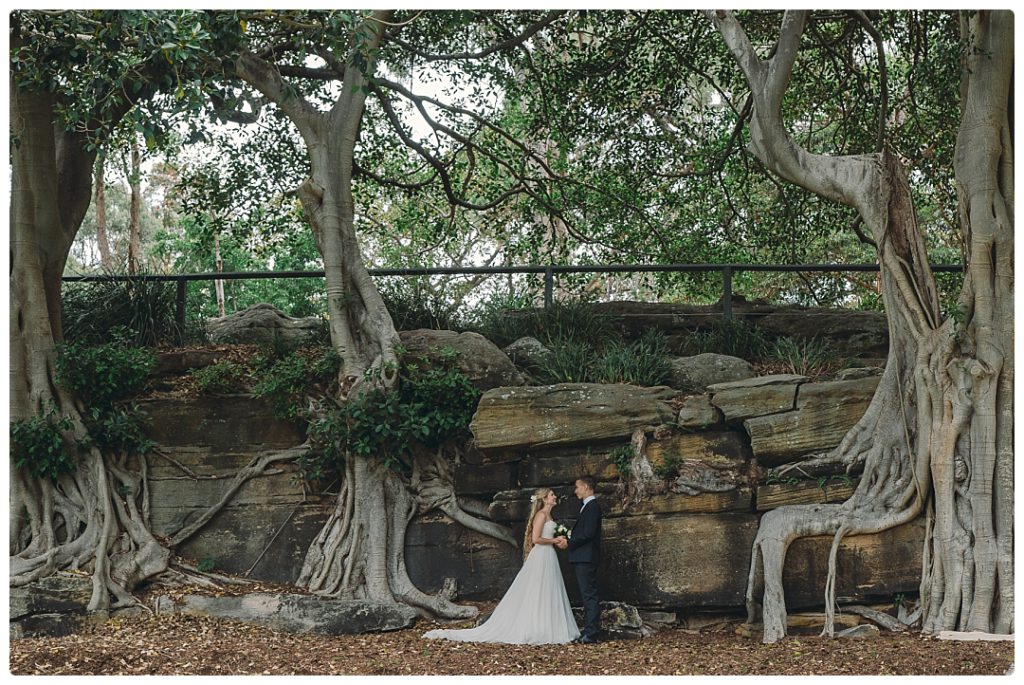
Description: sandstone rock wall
xmin=132 ymin=365 xmax=917 ymax=615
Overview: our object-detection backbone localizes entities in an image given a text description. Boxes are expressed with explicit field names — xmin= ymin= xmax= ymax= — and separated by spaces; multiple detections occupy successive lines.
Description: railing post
xmin=722 ymin=265 xmax=733 ymax=321
xmin=175 ymin=277 xmax=187 ymax=343
xmin=544 ymin=267 xmax=554 ymax=309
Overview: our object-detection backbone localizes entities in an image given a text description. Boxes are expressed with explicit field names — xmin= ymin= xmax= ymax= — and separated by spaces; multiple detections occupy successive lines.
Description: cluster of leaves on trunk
xmin=10 ymin=407 xmax=77 ymax=481
xmin=252 ymin=347 xmax=342 ymax=419
xmin=11 ymin=333 xmax=156 ymax=480
xmin=55 ymin=331 xmax=157 ymax=458
xmin=306 ymin=348 xmax=480 ymax=479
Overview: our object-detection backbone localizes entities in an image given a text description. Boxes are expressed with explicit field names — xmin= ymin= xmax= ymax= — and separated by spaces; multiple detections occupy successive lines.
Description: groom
xmin=557 ymin=475 xmax=602 ymax=643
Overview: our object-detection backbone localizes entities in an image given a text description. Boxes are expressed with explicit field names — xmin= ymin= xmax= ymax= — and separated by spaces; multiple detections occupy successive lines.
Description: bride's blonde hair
xmin=522 ymin=487 xmax=553 ymax=559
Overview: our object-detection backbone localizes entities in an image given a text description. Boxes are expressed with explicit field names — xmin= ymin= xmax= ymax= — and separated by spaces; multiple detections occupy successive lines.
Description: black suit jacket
xmin=568 ymin=498 xmax=601 ymax=565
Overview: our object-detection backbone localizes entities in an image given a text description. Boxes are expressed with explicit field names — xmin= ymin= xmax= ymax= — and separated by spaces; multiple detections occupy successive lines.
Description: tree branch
xmin=390 ymin=10 xmax=566 ymax=62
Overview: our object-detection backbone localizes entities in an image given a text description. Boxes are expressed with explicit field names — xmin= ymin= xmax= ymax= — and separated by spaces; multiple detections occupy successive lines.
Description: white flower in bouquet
xmin=554 ymin=524 xmax=571 ymax=539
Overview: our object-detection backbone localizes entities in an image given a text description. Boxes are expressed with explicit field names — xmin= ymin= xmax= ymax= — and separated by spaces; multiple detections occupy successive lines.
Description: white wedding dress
xmin=423 ymin=520 xmax=580 ymax=644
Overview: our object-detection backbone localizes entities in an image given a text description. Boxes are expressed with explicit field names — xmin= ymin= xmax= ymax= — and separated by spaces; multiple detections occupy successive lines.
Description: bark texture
xmin=711 ymin=10 xmax=1013 ymax=643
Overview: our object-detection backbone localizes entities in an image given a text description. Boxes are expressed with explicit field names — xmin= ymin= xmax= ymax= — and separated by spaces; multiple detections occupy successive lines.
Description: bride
xmin=423 ymin=487 xmax=580 ymax=644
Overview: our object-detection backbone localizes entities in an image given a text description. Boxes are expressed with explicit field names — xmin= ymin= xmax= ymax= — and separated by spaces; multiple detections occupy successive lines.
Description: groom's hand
xmin=554 ymin=537 xmax=568 ymax=549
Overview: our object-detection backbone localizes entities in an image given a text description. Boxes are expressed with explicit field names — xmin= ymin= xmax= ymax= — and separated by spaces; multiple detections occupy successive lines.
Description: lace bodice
xmin=542 ymin=520 xmax=557 ymax=537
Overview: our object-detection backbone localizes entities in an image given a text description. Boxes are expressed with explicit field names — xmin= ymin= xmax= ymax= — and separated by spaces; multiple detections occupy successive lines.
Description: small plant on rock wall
xmin=193 ymin=360 xmax=249 ymax=395
xmin=609 ymin=445 xmax=634 ymax=478
xmin=652 ymin=452 xmax=683 ymax=480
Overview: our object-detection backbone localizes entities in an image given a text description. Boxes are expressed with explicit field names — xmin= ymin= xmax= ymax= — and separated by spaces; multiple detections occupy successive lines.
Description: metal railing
xmin=62 ymin=262 xmax=965 ymax=334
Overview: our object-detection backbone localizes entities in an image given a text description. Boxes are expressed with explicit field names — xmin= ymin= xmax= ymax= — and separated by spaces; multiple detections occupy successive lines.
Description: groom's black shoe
xmin=579 ymin=635 xmax=599 ymax=644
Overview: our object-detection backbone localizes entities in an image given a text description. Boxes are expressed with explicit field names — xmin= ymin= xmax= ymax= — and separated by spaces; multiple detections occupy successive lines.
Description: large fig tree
xmin=710 ymin=9 xmax=1012 ymax=642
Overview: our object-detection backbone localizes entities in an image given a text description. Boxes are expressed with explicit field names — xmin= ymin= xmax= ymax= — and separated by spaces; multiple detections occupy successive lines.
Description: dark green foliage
xmin=767 ymin=336 xmax=843 ymax=378
xmin=61 ymin=276 xmax=202 ymax=346
xmin=681 ymin=319 xmax=770 ymax=360
xmin=54 ymin=332 xmax=157 ymax=458
xmin=609 ymin=445 xmax=633 ymax=478
xmin=379 ymin=278 xmax=465 ymax=332
xmin=594 ymin=331 xmax=672 ymax=386
xmin=80 ymin=403 xmax=156 ymax=456
xmin=10 ymin=407 xmax=76 ymax=481
xmin=533 ymin=338 xmax=598 ymax=384
xmin=55 ymin=329 xmax=155 ymax=409
xmin=253 ymin=347 xmax=342 ymax=419
xmin=306 ymin=348 xmax=480 ymax=479
xmin=193 ymin=361 xmax=248 ymax=395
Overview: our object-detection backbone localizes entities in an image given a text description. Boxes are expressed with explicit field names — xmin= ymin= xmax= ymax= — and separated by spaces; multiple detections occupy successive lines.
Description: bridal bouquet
xmin=554 ymin=524 xmax=571 ymax=539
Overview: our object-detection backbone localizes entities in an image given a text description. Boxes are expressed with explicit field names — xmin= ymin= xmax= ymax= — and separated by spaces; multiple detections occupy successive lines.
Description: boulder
xmin=756 ymin=308 xmax=889 ymax=359
xmin=405 ymin=512 xmax=521 ymax=600
xmin=175 ymin=593 xmax=418 ymax=634
xmin=502 ymin=336 xmax=554 ymax=371
xmin=10 ymin=573 xmax=96 ymax=638
xmin=676 ymin=394 xmax=722 ymax=429
xmin=573 ymin=601 xmax=648 ymax=639
xmin=470 ymin=383 xmax=678 ymax=455
xmin=708 ymin=374 xmax=805 ymax=423
xmin=668 ymin=353 xmax=755 ymax=391
xmin=836 ymin=366 xmax=884 ymax=381
xmin=744 ymin=376 xmax=879 ymax=466
xmin=399 ymin=329 xmax=526 ymax=390
xmin=207 ymin=303 xmax=323 ymax=347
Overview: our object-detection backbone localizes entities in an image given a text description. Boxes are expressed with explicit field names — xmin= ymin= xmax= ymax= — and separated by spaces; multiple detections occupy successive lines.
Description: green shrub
xmin=682 ymin=318 xmax=769 ymax=360
xmin=80 ymin=403 xmax=155 ymax=456
xmin=61 ymin=275 xmax=204 ymax=346
xmin=193 ymin=361 xmax=249 ymax=395
xmin=470 ymin=296 xmax=616 ymax=350
xmin=10 ymin=407 xmax=76 ymax=481
xmin=253 ymin=347 xmax=341 ymax=419
xmin=379 ymin=279 xmax=464 ymax=332
xmin=55 ymin=329 xmax=155 ymax=409
xmin=532 ymin=338 xmax=598 ymax=384
xmin=53 ymin=331 xmax=157 ymax=457
xmin=306 ymin=350 xmax=480 ymax=478
xmin=767 ymin=336 xmax=841 ymax=378
xmin=609 ymin=445 xmax=633 ymax=478
xmin=594 ymin=331 xmax=671 ymax=386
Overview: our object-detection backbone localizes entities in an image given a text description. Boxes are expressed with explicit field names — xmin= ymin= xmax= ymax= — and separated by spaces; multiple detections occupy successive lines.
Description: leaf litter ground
xmin=10 ymin=610 xmax=1013 ymax=676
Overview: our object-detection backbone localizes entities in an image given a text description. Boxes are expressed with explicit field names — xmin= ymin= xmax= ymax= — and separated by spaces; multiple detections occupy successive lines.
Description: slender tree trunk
xmin=712 ymin=9 xmax=1013 ymax=642
xmin=128 ymin=137 xmax=142 ymax=274
xmin=94 ymin=155 xmax=114 ymax=272
xmin=213 ymin=231 xmax=226 ymax=317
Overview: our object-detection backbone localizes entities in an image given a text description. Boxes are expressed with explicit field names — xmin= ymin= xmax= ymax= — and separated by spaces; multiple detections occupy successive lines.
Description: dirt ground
xmin=9 ymin=609 xmax=1014 ymax=676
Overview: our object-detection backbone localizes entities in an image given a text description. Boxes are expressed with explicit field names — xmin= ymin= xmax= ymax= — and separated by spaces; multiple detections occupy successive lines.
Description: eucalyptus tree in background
xmin=709 ymin=9 xmax=1012 ymax=642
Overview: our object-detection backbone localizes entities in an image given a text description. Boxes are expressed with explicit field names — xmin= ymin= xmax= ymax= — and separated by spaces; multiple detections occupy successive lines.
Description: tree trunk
xmin=94 ymin=155 xmax=114 ymax=272
xmin=234 ymin=12 xmax=516 ymax=619
xmin=128 ymin=137 xmax=142 ymax=274
xmin=10 ymin=81 xmax=170 ymax=610
xmin=214 ymin=231 xmax=225 ymax=317
xmin=712 ymin=10 xmax=1013 ymax=643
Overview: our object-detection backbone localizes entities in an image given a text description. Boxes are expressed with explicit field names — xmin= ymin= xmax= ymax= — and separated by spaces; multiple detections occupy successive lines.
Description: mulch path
xmin=10 ymin=610 xmax=1014 ymax=676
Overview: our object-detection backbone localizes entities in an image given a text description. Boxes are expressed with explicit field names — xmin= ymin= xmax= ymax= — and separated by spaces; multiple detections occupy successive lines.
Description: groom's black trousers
xmin=572 ymin=561 xmax=600 ymax=639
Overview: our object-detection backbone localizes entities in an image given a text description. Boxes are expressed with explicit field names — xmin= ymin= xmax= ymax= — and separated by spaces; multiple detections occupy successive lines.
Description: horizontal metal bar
xmin=60 ymin=262 xmax=964 ymax=283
